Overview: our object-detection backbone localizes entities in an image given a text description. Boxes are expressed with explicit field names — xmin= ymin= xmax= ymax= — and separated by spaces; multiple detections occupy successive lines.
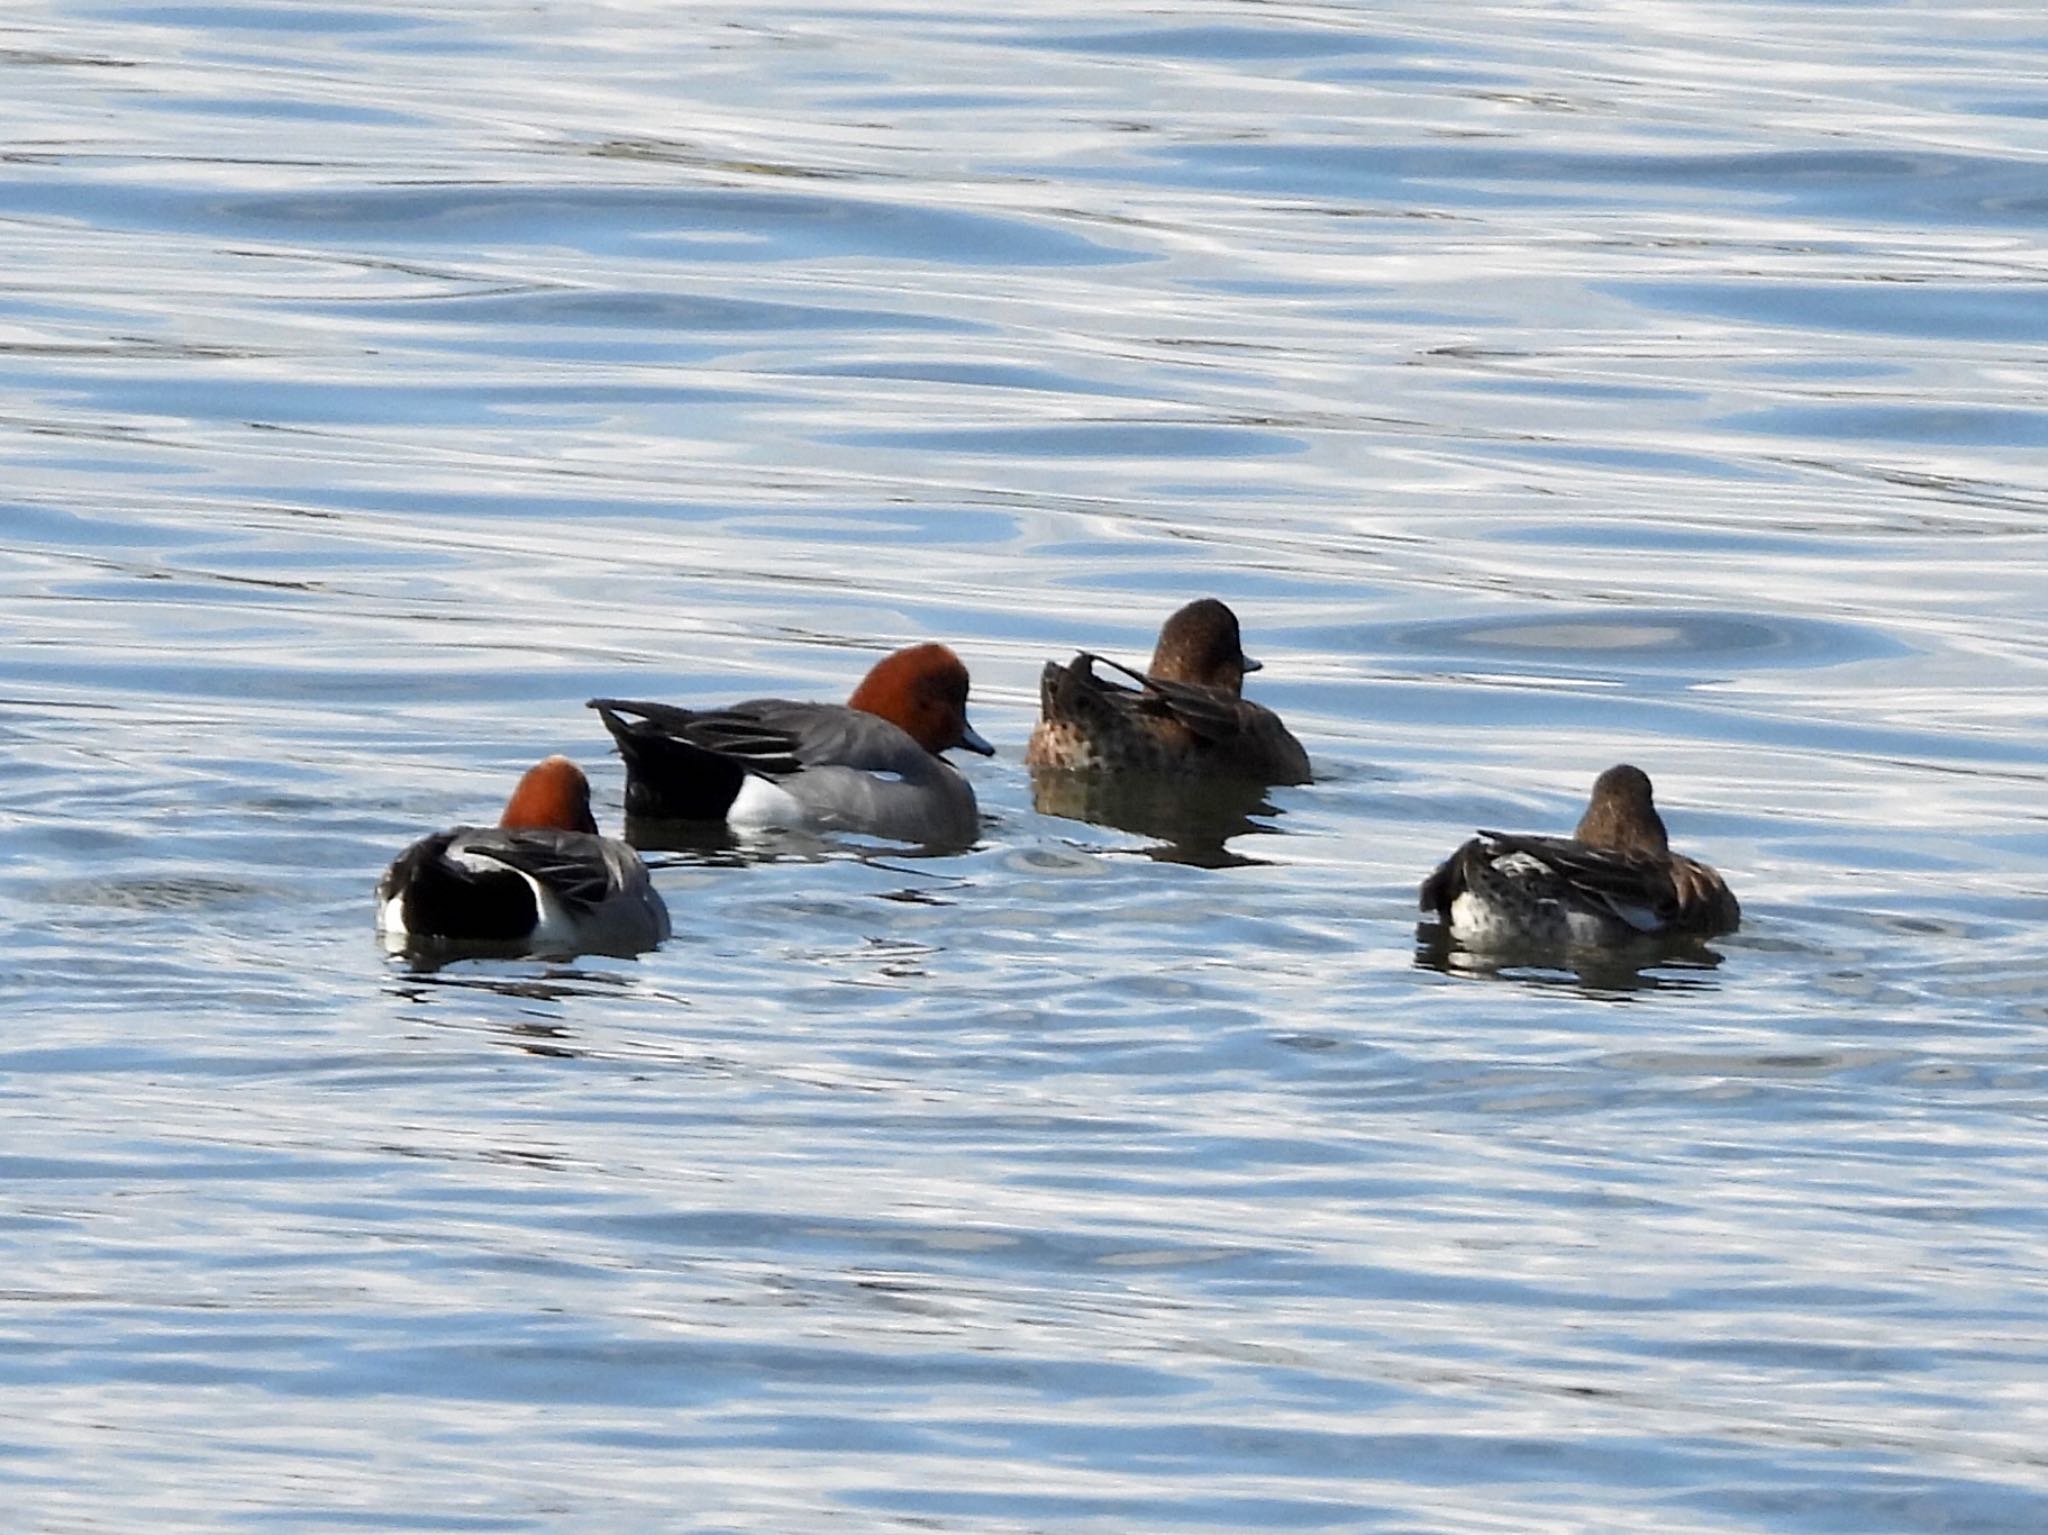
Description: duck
xmin=1024 ymin=598 xmax=1311 ymax=784
xmin=589 ymin=642 xmax=994 ymax=846
xmin=1419 ymin=763 xmax=1739 ymax=948
xmin=377 ymin=756 xmax=670 ymax=956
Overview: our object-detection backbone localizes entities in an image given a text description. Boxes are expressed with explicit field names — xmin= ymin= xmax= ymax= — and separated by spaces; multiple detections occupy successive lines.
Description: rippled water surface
xmin=6 ymin=2 xmax=2048 ymax=1530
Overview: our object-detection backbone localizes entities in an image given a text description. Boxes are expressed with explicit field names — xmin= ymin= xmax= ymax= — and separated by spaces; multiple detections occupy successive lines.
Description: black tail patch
xmin=382 ymin=832 xmax=540 ymax=942
xmin=590 ymin=701 xmax=748 ymax=821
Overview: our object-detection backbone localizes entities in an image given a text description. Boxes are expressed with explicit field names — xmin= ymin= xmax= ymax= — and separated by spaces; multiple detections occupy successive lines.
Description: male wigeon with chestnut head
xmin=589 ymin=641 xmax=994 ymax=847
xmin=1420 ymin=763 xmax=1739 ymax=949
xmin=377 ymin=756 xmax=670 ymax=957
xmin=1026 ymin=598 xmax=1310 ymax=784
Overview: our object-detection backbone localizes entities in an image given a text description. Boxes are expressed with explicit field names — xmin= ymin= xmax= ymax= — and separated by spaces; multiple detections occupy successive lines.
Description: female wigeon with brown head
xmin=590 ymin=642 xmax=994 ymax=847
xmin=1420 ymin=763 xmax=1739 ymax=949
xmin=377 ymin=756 xmax=670 ymax=957
xmin=1026 ymin=598 xmax=1311 ymax=784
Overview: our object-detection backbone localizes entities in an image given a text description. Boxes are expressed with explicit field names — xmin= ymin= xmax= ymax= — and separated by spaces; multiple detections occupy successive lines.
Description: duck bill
xmin=955 ymin=720 xmax=997 ymax=756
xmin=1240 ymin=654 xmax=1263 ymax=674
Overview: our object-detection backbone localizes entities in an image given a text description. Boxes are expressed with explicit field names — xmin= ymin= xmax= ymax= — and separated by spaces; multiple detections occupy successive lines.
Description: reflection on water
xmin=1414 ymin=922 xmax=1731 ymax=996
xmin=1030 ymin=767 xmax=1287 ymax=869
xmin=620 ymin=816 xmax=753 ymax=859
xmin=6 ymin=0 xmax=2048 ymax=1531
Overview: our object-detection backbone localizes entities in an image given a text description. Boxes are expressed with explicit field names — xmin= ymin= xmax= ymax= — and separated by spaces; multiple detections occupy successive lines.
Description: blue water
xmin=5 ymin=2 xmax=2048 ymax=1530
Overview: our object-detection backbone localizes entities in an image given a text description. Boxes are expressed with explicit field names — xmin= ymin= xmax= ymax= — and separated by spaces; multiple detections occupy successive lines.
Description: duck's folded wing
xmin=1080 ymin=653 xmax=1247 ymax=745
xmin=1041 ymin=653 xmax=1138 ymax=717
xmin=1477 ymin=830 xmax=1675 ymax=931
xmin=1054 ymin=653 xmax=1141 ymax=698
xmin=591 ymin=698 xmax=807 ymax=779
xmin=453 ymin=829 xmax=616 ymax=913
xmin=726 ymin=700 xmax=933 ymax=776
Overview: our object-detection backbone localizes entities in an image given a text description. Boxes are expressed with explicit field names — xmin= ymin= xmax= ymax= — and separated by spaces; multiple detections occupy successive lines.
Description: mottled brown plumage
xmin=1025 ymin=599 xmax=1310 ymax=784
